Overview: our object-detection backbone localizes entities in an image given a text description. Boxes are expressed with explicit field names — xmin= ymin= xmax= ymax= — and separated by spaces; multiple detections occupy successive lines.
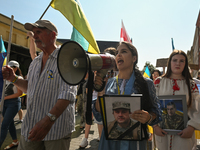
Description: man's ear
xmin=52 ymin=31 xmax=56 ymax=37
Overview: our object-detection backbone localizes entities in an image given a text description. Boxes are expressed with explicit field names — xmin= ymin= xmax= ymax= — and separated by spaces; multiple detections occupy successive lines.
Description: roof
xmin=57 ymin=39 xmax=119 ymax=53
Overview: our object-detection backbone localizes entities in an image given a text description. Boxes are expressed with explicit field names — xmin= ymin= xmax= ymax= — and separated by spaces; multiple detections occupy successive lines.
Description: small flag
xmin=171 ymin=38 xmax=175 ymax=51
xmin=143 ymin=66 xmax=151 ymax=78
xmin=0 ymin=36 xmax=7 ymax=100
xmin=120 ymin=20 xmax=132 ymax=43
xmin=51 ymin=0 xmax=100 ymax=54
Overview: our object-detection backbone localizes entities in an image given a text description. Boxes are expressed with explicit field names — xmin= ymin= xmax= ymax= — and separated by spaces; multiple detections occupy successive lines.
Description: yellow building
xmin=0 ymin=13 xmax=62 ymax=76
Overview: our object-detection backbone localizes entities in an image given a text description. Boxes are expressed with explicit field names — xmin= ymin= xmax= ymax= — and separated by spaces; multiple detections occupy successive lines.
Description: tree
xmin=142 ymin=61 xmax=155 ymax=75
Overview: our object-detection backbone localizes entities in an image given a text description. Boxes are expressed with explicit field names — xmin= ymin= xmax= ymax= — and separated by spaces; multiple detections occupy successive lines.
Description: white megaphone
xmin=57 ymin=41 xmax=116 ymax=91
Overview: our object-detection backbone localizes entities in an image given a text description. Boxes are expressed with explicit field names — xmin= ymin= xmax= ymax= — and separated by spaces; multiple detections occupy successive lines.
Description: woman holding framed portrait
xmin=93 ymin=41 xmax=162 ymax=150
xmin=153 ymin=50 xmax=200 ymax=150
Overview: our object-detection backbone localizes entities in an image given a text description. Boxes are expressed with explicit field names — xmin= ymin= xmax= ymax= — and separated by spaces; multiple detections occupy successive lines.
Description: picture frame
xmin=158 ymin=95 xmax=188 ymax=135
xmin=99 ymin=94 xmax=143 ymax=141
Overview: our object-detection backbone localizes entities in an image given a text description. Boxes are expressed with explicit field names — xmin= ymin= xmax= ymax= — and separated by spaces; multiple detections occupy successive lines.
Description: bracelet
xmin=147 ymin=113 xmax=153 ymax=124
xmin=11 ymin=75 xmax=18 ymax=83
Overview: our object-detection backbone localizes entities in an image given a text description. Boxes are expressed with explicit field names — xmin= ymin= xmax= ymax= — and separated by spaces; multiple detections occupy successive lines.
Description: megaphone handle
xmin=93 ymin=69 xmax=108 ymax=92
xmin=93 ymin=81 xmax=106 ymax=92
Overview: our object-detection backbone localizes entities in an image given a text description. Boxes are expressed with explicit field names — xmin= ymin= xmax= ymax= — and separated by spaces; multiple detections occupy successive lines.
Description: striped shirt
xmin=21 ymin=47 xmax=77 ymax=141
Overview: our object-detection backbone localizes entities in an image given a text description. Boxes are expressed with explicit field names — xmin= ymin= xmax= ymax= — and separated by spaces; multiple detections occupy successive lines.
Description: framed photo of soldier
xmin=99 ymin=94 xmax=143 ymax=141
xmin=158 ymin=95 xmax=188 ymax=135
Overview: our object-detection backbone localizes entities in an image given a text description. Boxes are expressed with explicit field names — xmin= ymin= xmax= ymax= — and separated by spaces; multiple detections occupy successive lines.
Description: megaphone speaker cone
xmin=57 ymin=41 xmax=88 ymax=85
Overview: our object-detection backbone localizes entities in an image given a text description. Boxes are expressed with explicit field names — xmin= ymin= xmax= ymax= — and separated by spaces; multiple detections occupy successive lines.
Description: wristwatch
xmin=47 ymin=113 xmax=57 ymax=122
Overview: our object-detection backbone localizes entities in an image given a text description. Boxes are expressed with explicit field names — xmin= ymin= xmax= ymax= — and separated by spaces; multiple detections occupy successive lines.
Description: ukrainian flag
xmin=0 ymin=36 xmax=7 ymax=100
xmin=51 ymin=0 xmax=100 ymax=54
xmin=143 ymin=66 xmax=151 ymax=78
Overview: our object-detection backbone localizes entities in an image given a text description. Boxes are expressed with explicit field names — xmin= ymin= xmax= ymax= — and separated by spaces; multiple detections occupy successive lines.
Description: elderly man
xmin=2 ymin=20 xmax=77 ymax=150
xmin=107 ymin=101 xmax=140 ymax=140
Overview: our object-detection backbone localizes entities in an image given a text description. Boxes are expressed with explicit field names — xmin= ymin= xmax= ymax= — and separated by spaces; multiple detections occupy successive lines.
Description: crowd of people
xmin=1 ymin=19 xmax=200 ymax=150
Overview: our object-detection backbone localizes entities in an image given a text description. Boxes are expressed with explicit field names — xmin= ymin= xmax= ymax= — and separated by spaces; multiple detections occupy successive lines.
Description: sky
xmin=0 ymin=0 xmax=200 ymax=71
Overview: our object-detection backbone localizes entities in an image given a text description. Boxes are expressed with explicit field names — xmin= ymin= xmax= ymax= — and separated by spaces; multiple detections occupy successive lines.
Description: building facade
xmin=190 ymin=11 xmax=200 ymax=77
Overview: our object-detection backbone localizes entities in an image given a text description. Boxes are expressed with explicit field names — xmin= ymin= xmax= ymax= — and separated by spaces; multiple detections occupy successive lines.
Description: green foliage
xmin=142 ymin=61 xmax=155 ymax=75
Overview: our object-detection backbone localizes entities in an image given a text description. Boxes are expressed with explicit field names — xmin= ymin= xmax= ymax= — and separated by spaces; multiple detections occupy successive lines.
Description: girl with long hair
xmin=153 ymin=50 xmax=200 ymax=150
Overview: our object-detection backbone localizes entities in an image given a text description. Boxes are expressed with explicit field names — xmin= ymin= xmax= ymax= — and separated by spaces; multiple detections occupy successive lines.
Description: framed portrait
xmin=99 ymin=94 xmax=143 ymax=141
xmin=158 ymin=95 xmax=188 ymax=135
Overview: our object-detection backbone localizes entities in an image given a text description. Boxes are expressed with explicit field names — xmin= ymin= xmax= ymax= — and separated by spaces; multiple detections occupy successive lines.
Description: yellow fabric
xmin=88 ymin=44 xmax=99 ymax=54
xmin=100 ymin=97 xmax=106 ymax=127
xmin=195 ymin=130 xmax=200 ymax=139
xmin=51 ymin=0 xmax=100 ymax=54
xmin=143 ymin=72 xmax=150 ymax=78
xmin=148 ymin=125 xmax=153 ymax=134
xmin=3 ymin=57 xmax=6 ymax=66
xmin=20 ymin=93 xmax=26 ymax=97
xmin=162 ymin=109 xmax=183 ymax=116
xmin=116 ymin=75 xmax=124 ymax=95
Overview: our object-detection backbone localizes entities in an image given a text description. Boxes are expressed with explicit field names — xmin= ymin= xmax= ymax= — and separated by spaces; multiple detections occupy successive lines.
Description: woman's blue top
xmin=92 ymin=74 xmax=161 ymax=150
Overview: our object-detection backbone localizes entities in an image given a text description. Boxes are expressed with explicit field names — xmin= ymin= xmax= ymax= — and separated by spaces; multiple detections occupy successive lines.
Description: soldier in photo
xmin=107 ymin=101 xmax=140 ymax=140
xmin=160 ymin=101 xmax=184 ymax=130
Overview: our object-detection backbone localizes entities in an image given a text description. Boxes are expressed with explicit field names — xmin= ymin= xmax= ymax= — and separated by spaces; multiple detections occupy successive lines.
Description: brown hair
xmin=103 ymin=47 xmax=117 ymax=56
xmin=117 ymin=41 xmax=153 ymax=139
xmin=163 ymin=50 xmax=192 ymax=107
xmin=117 ymin=41 xmax=153 ymax=111
xmin=119 ymin=41 xmax=138 ymax=69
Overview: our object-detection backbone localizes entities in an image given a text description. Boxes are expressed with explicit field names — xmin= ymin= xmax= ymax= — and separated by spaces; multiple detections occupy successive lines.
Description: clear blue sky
xmin=1 ymin=0 xmax=200 ymax=70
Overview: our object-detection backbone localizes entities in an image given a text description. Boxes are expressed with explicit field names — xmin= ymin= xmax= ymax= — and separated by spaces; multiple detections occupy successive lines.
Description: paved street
xmin=2 ymin=109 xmax=200 ymax=150
xmin=1 ymin=109 xmax=100 ymax=150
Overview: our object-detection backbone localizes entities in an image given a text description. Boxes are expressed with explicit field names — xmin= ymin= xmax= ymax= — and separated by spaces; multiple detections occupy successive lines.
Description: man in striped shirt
xmin=2 ymin=20 xmax=77 ymax=150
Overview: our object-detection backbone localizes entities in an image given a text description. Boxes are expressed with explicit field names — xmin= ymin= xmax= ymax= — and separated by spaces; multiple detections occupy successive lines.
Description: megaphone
xmin=57 ymin=41 xmax=116 ymax=91
xmin=57 ymin=41 xmax=116 ymax=125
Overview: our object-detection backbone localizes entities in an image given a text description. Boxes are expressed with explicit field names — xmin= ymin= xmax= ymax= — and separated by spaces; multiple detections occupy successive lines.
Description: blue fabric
xmin=70 ymin=27 xmax=89 ymax=51
xmin=93 ymin=74 xmax=162 ymax=150
xmin=0 ymin=98 xmax=21 ymax=147
xmin=0 ymin=36 xmax=7 ymax=100
xmin=124 ymin=72 xmax=135 ymax=95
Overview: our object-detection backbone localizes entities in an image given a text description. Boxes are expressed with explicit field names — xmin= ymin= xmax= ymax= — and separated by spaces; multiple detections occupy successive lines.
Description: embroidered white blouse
xmin=154 ymin=77 xmax=200 ymax=130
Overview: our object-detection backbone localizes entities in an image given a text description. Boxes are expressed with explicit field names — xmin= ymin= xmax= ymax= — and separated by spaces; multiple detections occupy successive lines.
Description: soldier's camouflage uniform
xmin=159 ymin=113 xmax=184 ymax=130
xmin=108 ymin=119 xmax=141 ymax=140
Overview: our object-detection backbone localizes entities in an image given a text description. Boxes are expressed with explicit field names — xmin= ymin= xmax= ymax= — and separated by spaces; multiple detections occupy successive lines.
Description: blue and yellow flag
xmin=0 ymin=36 xmax=7 ymax=99
xmin=143 ymin=66 xmax=151 ymax=78
xmin=51 ymin=0 xmax=100 ymax=54
xmin=71 ymin=27 xmax=90 ymax=52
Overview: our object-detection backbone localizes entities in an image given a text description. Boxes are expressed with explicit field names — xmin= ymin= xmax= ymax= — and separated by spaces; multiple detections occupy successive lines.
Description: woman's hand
xmin=153 ymin=124 xmax=167 ymax=136
xmin=130 ymin=110 xmax=151 ymax=124
xmin=177 ymin=125 xmax=194 ymax=138
xmin=94 ymin=72 xmax=108 ymax=96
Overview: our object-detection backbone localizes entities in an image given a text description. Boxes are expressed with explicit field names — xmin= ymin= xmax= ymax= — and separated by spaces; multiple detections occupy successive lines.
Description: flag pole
xmin=27 ymin=1 xmax=52 ymax=39
xmin=39 ymin=1 xmax=52 ymax=20
xmin=0 ymin=15 xmax=14 ymax=126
